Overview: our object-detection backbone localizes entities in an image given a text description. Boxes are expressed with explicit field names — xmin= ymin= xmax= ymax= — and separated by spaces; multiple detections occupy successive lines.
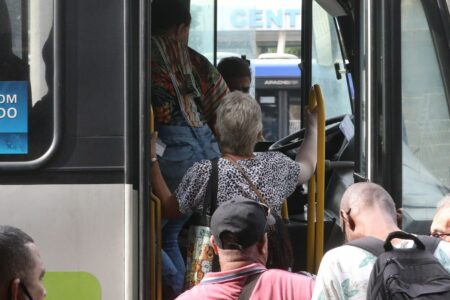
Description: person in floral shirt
xmin=312 ymin=183 xmax=450 ymax=300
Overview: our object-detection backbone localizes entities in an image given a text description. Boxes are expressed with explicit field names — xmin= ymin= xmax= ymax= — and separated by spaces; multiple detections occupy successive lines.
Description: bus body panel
xmin=0 ymin=184 xmax=137 ymax=300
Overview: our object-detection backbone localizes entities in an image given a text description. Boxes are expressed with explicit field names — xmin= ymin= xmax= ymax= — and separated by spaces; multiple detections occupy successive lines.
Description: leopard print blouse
xmin=174 ymin=151 xmax=301 ymax=215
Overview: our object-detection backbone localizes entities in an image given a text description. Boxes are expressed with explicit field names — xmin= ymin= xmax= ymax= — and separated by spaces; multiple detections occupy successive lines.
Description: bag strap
xmin=238 ymin=272 xmax=264 ymax=300
xmin=347 ymin=236 xmax=385 ymax=257
xmin=348 ymin=234 xmax=441 ymax=256
xmin=384 ymin=231 xmax=425 ymax=251
xmin=223 ymin=156 xmax=268 ymax=206
xmin=202 ymin=158 xmax=219 ymax=216
xmin=416 ymin=235 xmax=441 ymax=253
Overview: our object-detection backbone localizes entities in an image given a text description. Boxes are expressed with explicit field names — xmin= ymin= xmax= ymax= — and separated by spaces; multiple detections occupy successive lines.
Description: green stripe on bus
xmin=43 ymin=272 xmax=101 ymax=300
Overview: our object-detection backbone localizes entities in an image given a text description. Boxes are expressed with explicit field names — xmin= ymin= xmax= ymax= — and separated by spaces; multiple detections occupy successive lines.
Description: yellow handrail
xmin=313 ymin=84 xmax=326 ymax=273
xmin=281 ymin=201 xmax=289 ymax=221
xmin=149 ymin=199 xmax=156 ymax=300
xmin=306 ymin=174 xmax=316 ymax=273
xmin=305 ymin=85 xmax=326 ymax=273
xmin=150 ymin=108 xmax=162 ymax=299
xmin=151 ymin=193 xmax=163 ymax=300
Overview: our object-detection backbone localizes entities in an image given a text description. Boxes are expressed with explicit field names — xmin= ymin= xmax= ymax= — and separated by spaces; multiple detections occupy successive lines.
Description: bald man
xmin=312 ymin=182 xmax=450 ymax=300
xmin=431 ymin=195 xmax=450 ymax=242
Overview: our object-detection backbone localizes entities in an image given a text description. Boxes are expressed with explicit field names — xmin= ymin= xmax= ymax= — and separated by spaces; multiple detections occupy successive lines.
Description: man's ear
xmin=339 ymin=209 xmax=346 ymax=227
xmin=210 ymin=235 xmax=219 ymax=255
xmin=347 ymin=214 xmax=356 ymax=231
xmin=9 ymin=278 xmax=20 ymax=300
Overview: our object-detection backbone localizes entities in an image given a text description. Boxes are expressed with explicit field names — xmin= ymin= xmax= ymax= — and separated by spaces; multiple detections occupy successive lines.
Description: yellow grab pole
xmin=150 ymin=108 xmax=162 ymax=299
xmin=149 ymin=200 xmax=156 ymax=300
xmin=306 ymin=175 xmax=316 ymax=273
xmin=152 ymin=194 xmax=163 ymax=300
xmin=306 ymin=86 xmax=318 ymax=273
xmin=313 ymin=84 xmax=326 ymax=273
xmin=281 ymin=201 xmax=289 ymax=221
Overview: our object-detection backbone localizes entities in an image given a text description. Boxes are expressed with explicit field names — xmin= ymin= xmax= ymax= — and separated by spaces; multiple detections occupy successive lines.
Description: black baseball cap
xmin=211 ymin=196 xmax=275 ymax=250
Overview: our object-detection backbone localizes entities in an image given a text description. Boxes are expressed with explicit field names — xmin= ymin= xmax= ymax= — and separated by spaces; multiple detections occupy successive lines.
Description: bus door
xmin=355 ymin=0 xmax=450 ymax=234
xmin=253 ymin=59 xmax=302 ymax=141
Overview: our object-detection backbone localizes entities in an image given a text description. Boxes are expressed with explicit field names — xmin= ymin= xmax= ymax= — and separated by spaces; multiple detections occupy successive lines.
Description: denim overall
xmin=157 ymin=124 xmax=220 ymax=295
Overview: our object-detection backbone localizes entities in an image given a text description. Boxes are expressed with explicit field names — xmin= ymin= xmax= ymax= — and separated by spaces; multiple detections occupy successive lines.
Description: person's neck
xmin=222 ymin=152 xmax=254 ymax=160
xmin=360 ymin=217 xmax=400 ymax=241
xmin=220 ymin=260 xmax=258 ymax=272
xmin=218 ymin=252 xmax=265 ymax=272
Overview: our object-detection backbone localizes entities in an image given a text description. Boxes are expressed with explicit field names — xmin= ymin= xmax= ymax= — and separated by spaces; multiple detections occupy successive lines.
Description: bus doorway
xmin=253 ymin=59 xmax=302 ymax=141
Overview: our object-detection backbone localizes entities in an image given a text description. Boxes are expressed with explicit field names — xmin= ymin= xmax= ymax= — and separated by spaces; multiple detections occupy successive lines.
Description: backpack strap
xmin=238 ymin=272 xmax=264 ymax=300
xmin=416 ymin=235 xmax=441 ymax=254
xmin=348 ymin=234 xmax=441 ymax=256
xmin=347 ymin=236 xmax=385 ymax=257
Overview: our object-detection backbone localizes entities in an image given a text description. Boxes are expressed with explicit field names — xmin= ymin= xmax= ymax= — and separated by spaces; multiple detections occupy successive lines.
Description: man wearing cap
xmin=176 ymin=196 xmax=315 ymax=300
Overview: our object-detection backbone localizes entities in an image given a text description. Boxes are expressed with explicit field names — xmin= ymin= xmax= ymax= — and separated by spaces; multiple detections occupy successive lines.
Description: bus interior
xmin=0 ymin=0 xmax=449 ymax=299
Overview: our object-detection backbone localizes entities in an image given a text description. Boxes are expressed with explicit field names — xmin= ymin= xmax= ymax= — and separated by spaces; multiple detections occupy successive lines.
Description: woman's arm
xmin=150 ymin=132 xmax=184 ymax=219
xmin=295 ymin=107 xmax=318 ymax=184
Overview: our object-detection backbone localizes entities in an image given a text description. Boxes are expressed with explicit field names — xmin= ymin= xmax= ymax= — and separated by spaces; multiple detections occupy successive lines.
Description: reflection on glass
xmin=217 ymin=0 xmax=302 ymax=141
xmin=189 ymin=0 xmax=215 ymax=63
xmin=311 ymin=1 xmax=351 ymax=119
xmin=401 ymin=0 xmax=450 ymax=233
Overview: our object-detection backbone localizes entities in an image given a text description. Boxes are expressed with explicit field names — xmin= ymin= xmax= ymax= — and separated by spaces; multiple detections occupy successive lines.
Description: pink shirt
xmin=176 ymin=263 xmax=315 ymax=300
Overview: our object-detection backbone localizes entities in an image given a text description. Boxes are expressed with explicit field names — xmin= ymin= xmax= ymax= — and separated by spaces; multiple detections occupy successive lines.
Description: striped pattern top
xmin=151 ymin=36 xmax=228 ymax=127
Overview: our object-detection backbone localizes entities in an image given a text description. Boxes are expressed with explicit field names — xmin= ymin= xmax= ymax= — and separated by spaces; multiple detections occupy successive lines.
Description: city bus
xmin=0 ymin=0 xmax=449 ymax=299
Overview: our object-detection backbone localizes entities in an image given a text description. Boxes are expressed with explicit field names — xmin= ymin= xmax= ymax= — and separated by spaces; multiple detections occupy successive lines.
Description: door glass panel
xmin=311 ymin=1 xmax=351 ymax=119
xmin=217 ymin=0 xmax=302 ymax=141
xmin=189 ymin=0 xmax=215 ymax=63
xmin=401 ymin=0 xmax=450 ymax=233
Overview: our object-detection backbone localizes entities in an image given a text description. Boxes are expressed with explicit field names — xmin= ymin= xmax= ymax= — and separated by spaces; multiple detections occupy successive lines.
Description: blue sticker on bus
xmin=0 ymin=81 xmax=28 ymax=154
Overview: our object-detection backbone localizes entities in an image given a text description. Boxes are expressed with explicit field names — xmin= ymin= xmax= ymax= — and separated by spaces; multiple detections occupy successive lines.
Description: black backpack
xmin=348 ymin=231 xmax=450 ymax=300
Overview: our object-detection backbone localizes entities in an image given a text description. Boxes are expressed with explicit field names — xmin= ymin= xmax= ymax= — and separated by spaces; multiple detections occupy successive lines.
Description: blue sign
xmin=0 ymin=81 xmax=28 ymax=154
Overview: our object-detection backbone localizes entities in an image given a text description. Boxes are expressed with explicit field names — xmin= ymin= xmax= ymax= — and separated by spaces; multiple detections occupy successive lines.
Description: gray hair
xmin=0 ymin=226 xmax=35 ymax=286
xmin=216 ymin=91 xmax=262 ymax=156
xmin=437 ymin=194 xmax=450 ymax=210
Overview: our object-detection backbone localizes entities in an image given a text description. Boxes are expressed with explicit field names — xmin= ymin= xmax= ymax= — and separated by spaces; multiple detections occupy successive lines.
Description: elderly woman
xmin=152 ymin=91 xmax=317 ymax=218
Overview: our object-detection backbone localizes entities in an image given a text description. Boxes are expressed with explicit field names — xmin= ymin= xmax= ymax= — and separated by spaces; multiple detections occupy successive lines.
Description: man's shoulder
xmin=176 ymin=286 xmax=202 ymax=300
xmin=255 ymin=270 xmax=314 ymax=299
xmin=324 ymin=244 xmax=376 ymax=259
xmin=318 ymin=244 xmax=378 ymax=273
xmin=262 ymin=269 xmax=314 ymax=284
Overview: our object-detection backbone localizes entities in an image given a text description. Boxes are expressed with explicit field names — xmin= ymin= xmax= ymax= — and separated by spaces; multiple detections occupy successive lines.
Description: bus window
xmin=253 ymin=59 xmax=302 ymax=140
xmin=188 ymin=0 xmax=215 ymax=63
xmin=311 ymin=1 xmax=352 ymax=118
xmin=0 ymin=0 xmax=57 ymax=165
xmin=401 ymin=0 xmax=450 ymax=233
xmin=217 ymin=0 xmax=301 ymax=60
xmin=217 ymin=0 xmax=302 ymax=141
